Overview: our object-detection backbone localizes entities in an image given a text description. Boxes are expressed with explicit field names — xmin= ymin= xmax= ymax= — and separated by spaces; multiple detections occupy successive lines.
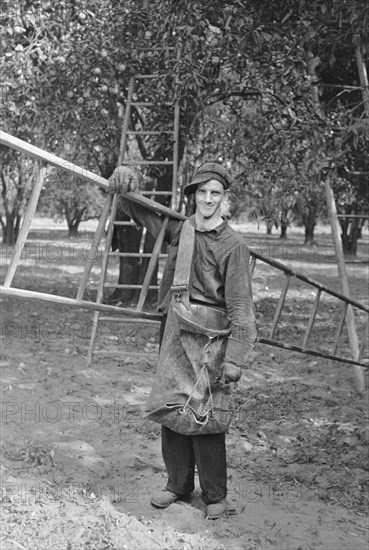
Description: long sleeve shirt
xmin=119 ymin=197 xmax=257 ymax=367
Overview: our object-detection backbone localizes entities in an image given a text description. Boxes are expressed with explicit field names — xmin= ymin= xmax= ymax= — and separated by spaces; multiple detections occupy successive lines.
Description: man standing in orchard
xmin=109 ymin=162 xmax=257 ymax=519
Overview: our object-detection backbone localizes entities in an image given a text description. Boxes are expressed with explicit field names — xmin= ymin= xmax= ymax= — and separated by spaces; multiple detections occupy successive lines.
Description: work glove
xmin=108 ymin=166 xmax=139 ymax=195
xmin=218 ymin=362 xmax=242 ymax=387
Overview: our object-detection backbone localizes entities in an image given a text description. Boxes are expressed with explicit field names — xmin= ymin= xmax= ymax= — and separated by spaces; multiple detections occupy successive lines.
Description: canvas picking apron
xmin=144 ymin=220 xmax=236 ymax=435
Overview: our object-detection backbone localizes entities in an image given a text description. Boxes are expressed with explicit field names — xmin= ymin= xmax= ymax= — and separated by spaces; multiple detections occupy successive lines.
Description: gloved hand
xmin=109 ymin=166 xmax=139 ymax=195
xmin=218 ymin=362 xmax=242 ymax=387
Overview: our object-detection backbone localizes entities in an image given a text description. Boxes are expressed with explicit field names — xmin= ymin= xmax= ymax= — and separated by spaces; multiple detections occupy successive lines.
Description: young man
xmin=109 ymin=162 xmax=257 ymax=519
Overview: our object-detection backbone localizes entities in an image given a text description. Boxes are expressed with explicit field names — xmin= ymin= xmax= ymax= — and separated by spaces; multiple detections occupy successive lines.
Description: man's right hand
xmin=108 ymin=166 xmax=139 ymax=195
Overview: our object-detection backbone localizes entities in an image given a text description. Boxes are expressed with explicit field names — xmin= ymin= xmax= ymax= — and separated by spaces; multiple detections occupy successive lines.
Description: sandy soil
xmin=1 ymin=225 xmax=368 ymax=549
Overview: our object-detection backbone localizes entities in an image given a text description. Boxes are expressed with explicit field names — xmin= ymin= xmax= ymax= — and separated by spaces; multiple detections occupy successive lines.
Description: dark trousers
xmin=161 ymin=425 xmax=227 ymax=505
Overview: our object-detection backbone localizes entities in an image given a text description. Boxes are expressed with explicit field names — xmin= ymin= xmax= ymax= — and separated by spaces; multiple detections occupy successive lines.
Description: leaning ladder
xmin=83 ymin=72 xmax=180 ymax=366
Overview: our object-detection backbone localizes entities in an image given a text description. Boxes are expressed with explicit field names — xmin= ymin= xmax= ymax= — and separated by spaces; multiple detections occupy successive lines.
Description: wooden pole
xmin=0 ymin=131 xmax=109 ymax=189
xmin=325 ymin=181 xmax=365 ymax=393
xmin=86 ymin=194 xmax=120 ymax=366
xmin=0 ymin=285 xmax=162 ymax=321
xmin=136 ymin=216 xmax=169 ymax=311
xmin=76 ymin=192 xmax=114 ymax=301
xmin=306 ymin=48 xmax=365 ymax=393
xmin=0 ymin=131 xmax=185 ymax=221
xmin=3 ymin=164 xmax=48 ymax=287
xmin=355 ymin=40 xmax=369 ymax=118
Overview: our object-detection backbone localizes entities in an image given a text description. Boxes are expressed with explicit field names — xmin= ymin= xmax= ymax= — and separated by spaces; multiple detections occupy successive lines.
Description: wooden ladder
xmin=249 ymin=251 xmax=369 ymax=368
xmin=82 ymin=72 xmax=180 ymax=366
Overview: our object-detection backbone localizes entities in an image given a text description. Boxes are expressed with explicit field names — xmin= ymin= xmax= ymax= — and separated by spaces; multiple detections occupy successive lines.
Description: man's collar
xmin=188 ymin=214 xmax=227 ymax=234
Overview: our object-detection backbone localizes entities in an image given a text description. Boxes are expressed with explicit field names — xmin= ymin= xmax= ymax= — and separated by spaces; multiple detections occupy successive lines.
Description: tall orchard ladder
xmin=82 ymin=72 xmax=180 ymax=366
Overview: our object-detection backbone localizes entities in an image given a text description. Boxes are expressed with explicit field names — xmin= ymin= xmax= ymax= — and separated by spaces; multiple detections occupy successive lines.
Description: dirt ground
xmin=1 ymin=221 xmax=368 ymax=550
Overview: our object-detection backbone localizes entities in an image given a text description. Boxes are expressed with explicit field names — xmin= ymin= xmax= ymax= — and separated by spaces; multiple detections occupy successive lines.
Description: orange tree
xmin=0 ymin=0 xmax=108 ymax=241
xmin=1 ymin=1 xmax=367 ymax=261
xmin=0 ymin=0 xmax=49 ymax=243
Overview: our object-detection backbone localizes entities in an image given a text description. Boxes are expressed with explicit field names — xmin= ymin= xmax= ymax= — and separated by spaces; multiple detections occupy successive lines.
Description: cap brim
xmin=183 ymin=176 xmax=211 ymax=195
xmin=183 ymin=172 xmax=228 ymax=195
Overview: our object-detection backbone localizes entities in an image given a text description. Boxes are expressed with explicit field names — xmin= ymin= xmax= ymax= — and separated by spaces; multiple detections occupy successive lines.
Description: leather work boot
xmin=206 ymin=499 xmax=236 ymax=519
xmin=150 ymin=490 xmax=180 ymax=508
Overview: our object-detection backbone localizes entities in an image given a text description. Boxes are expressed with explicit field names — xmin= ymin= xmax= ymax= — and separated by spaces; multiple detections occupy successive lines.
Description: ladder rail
xmin=136 ymin=216 xmax=169 ymax=311
xmin=76 ymin=193 xmax=114 ymax=301
xmin=87 ymin=195 xmax=120 ymax=366
xmin=3 ymin=163 xmax=48 ymax=288
xmin=118 ymin=77 xmax=135 ymax=165
xmin=258 ymin=337 xmax=368 ymax=368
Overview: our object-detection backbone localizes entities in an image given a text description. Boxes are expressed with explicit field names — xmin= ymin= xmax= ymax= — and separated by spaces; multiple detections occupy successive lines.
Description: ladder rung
xmin=113 ymin=221 xmax=135 ymax=226
xmin=108 ymin=252 xmax=168 ymax=258
xmin=332 ymin=302 xmax=348 ymax=355
xmin=127 ymin=131 xmax=175 ymax=135
xmin=103 ymin=284 xmax=160 ymax=289
xmin=130 ymin=102 xmax=174 ymax=107
xmin=269 ymin=274 xmax=291 ymax=339
xmin=302 ymin=289 xmax=321 ymax=349
xmin=121 ymin=160 xmax=174 ymax=165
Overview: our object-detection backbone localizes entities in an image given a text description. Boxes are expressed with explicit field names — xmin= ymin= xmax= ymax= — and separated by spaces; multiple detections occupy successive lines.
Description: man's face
xmin=195 ymin=179 xmax=225 ymax=220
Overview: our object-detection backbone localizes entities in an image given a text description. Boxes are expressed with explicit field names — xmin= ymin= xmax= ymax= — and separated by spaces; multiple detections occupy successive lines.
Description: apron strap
xmin=171 ymin=219 xmax=195 ymax=300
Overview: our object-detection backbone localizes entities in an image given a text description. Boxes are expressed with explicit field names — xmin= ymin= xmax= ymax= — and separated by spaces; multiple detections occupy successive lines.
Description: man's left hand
xmin=218 ymin=362 xmax=242 ymax=386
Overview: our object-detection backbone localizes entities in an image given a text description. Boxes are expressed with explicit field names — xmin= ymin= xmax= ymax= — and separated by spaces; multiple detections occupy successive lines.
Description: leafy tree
xmin=39 ymin=135 xmax=105 ymax=237
xmin=0 ymin=0 xmax=114 ymax=242
xmin=0 ymin=148 xmax=39 ymax=243
xmin=249 ymin=0 xmax=369 ymax=249
xmin=2 ymin=0 xmax=367 ymax=259
xmin=41 ymin=169 xmax=104 ymax=238
xmin=0 ymin=1 xmax=48 ymax=243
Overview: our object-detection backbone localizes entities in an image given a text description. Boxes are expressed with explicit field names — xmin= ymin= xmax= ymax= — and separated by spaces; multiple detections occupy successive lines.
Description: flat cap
xmin=183 ymin=162 xmax=233 ymax=196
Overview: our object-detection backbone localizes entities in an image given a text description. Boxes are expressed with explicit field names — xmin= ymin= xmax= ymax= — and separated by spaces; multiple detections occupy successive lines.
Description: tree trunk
xmin=304 ymin=219 xmax=316 ymax=245
xmin=66 ymin=207 xmax=86 ymax=238
xmin=340 ymin=217 xmax=361 ymax=256
xmin=1 ymin=213 xmax=20 ymax=244
xmin=265 ymin=219 xmax=274 ymax=235
xmin=68 ymin=223 xmax=80 ymax=238
xmin=279 ymin=222 xmax=288 ymax=239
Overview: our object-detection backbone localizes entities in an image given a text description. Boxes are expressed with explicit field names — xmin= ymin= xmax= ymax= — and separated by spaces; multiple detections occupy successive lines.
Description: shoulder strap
xmin=171 ymin=219 xmax=195 ymax=293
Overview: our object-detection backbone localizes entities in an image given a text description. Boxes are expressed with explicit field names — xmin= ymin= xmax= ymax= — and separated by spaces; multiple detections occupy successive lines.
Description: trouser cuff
xmin=166 ymin=482 xmax=194 ymax=497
